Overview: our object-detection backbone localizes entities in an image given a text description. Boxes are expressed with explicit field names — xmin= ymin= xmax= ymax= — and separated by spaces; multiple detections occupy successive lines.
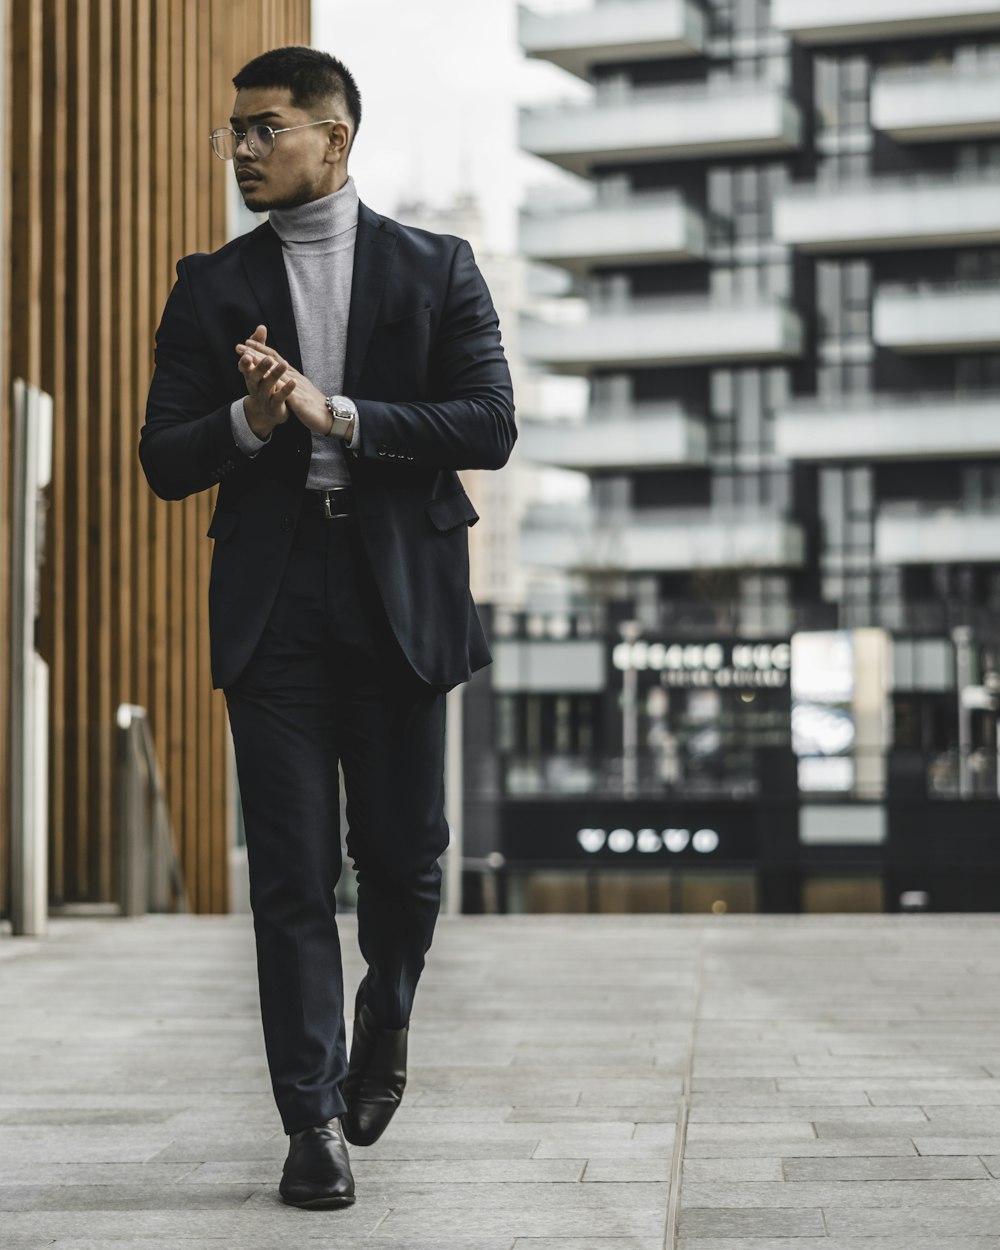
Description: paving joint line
xmin=663 ymin=926 xmax=705 ymax=1250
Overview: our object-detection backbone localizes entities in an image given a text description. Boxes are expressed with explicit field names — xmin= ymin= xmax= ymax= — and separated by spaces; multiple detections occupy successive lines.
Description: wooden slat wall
xmin=2 ymin=0 xmax=312 ymax=918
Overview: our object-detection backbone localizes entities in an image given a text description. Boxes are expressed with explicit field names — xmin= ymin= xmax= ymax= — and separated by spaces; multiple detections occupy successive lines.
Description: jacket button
xmin=377 ymin=444 xmax=387 ymax=457
xmin=281 ymin=515 xmax=293 ymax=531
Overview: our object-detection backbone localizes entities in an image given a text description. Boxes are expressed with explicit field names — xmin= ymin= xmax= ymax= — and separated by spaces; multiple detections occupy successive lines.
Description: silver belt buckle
xmin=322 ymin=486 xmax=350 ymax=519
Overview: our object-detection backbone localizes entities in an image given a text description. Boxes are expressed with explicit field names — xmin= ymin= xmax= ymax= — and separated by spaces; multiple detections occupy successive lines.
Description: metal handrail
xmin=521 ymin=401 xmax=700 ymax=426
xmin=778 ymin=168 xmax=1000 ymax=197
xmin=879 ymin=500 xmax=1000 ymax=518
xmin=778 ymin=388 xmax=1000 ymax=412
xmin=520 ymin=188 xmax=689 ymax=217
xmin=524 ymin=291 xmax=795 ymax=317
xmin=873 ymin=60 xmax=1000 ymax=84
xmin=116 ymin=704 xmax=189 ymax=916
xmin=521 ymin=76 xmax=784 ymax=115
xmin=876 ymin=278 xmax=1000 ymax=296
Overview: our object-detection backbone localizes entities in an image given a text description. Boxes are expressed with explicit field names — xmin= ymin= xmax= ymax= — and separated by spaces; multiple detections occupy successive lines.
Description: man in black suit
xmin=139 ymin=46 xmax=515 ymax=1210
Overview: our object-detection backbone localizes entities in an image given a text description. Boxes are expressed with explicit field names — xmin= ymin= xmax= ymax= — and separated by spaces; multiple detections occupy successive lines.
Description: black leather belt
xmin=302 ymin=486 xmax=355 ymax=520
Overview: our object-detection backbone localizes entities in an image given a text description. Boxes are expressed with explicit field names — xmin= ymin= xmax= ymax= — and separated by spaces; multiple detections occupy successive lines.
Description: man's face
xmin=229 ymin=86 xmax=345 ymax=212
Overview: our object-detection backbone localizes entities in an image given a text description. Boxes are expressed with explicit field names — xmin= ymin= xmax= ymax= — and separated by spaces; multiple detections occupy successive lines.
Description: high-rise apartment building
xmin=457 ymin=0 xmax=1000 ymax=916
xmin=518 ymin=0 xmax=1000 ymax=638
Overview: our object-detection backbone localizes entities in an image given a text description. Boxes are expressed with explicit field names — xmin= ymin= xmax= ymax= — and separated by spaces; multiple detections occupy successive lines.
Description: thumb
xmin=251 ymin=324 xmax=267 ymax=343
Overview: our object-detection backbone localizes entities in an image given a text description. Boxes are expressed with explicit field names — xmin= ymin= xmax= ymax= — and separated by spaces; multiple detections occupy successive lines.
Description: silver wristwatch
xmin=324 ymin=394 xmax=358 ymax=440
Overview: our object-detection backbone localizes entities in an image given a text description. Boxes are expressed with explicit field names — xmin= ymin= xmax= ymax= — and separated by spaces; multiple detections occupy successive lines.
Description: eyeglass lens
xmin=210 ymin=125 xmax=274 ymax=160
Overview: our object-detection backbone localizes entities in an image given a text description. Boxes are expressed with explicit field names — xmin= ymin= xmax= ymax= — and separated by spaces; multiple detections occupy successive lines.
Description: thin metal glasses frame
xmin=209 ymin=118 xmax=338 ymax=160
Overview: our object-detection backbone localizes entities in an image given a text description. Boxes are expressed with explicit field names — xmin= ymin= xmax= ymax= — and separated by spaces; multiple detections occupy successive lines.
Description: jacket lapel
xmin=238 ymin=221 xmax=303 ymax=374
xmin=344 ymin=201 xmax=397 ymax=395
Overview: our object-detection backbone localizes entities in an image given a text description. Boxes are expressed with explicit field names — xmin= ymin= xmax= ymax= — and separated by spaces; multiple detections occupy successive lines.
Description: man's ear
xmin=326 ymin=120 xmax=350 ymax=162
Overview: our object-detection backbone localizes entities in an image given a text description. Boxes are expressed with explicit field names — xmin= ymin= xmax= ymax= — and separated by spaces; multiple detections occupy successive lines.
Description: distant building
xmin=393 ymin=192 xmax=566 ymax=608
xmin=454 ymin=0 xmax=1000 ymax=917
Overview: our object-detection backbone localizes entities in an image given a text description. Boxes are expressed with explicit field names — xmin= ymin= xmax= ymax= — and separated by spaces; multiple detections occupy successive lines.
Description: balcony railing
xmin=774 ymin=170 xmax=1000 ymax=252
xmin=872 ymin=63 xmax=1000 ymax=141
xmin=773 ymin=0 xmax=1000 ymax=45
xmin=522 ymin=295 xmax=804 ymax=371
xmin=873 ymin=281 xmax=1000 ymax=353
xmin=519 ymin=189 xmax=707 ymax=269
xmin=519 ymin=79 xmax=803 ymax=175
xmin=518 ymin=403 xmax=709 ymax=471
xmin=775 ymin=390 xmax=1000 ymax=461
xmin=518 ymin=0 xmax=707 ymax=79
xmin=521 ymin=505 xmax=807 ymax=571
xmin=876 ymin=501 xmax=1000 ymax=565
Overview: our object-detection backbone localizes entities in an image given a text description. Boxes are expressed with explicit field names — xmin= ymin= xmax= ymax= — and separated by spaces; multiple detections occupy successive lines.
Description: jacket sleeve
xmin=139 ymin=258 xmax=253 ymax=501
xmin=350 ymin=239 xmax=516 ymax=472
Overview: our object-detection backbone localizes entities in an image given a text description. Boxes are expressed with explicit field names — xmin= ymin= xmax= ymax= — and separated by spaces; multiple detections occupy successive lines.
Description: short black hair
xmin=233 ymin=46 xmax=361 ymax=152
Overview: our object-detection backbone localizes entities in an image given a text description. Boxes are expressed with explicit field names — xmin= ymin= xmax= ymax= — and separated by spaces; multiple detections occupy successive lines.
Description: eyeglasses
xmin=209 ymin=118 xmax=337 ymax=161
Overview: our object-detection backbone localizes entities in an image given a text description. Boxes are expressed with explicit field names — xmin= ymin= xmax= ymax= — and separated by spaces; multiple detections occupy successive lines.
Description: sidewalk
xmin=1 ymin=911 xmax=1000 ymax=1249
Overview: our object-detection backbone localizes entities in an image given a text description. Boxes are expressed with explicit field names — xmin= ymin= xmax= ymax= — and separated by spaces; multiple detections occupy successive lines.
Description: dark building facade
xmin=476 ymin=0 xmax=1000 ymax=915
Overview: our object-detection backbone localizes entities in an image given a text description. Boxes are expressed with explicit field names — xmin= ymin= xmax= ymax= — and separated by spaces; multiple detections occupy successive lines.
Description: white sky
xmin=312 ymin=0 xmax=590 ymax=253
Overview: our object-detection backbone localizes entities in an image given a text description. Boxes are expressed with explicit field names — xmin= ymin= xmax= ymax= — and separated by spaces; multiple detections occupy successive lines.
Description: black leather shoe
xmin=342 ymin=981 xmax=408 ymax=1147
xmin=278 ymin=1115 xmax=356 ymax=1209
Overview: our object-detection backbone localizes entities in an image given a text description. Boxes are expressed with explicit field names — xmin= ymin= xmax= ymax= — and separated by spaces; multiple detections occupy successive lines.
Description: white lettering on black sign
xmin=612 ymin=640 xmax=790 ymax=688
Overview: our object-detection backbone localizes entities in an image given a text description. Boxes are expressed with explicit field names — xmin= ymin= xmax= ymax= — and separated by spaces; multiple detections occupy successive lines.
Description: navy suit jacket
xmin=139 ymin=200 xmax=516 ymax=691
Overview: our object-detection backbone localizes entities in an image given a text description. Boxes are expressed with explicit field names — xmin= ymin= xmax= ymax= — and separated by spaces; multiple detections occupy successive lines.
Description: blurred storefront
xmin=461 ymin=604 xmax=1000 ymax=915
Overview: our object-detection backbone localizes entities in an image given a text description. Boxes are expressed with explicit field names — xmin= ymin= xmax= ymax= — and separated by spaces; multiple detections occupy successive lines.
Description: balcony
xmin=773 ymin=0 xmax=1000 ymax=44
xmin=519 ymin=190 xmax=707 ymax=270
xmin=774 ymin=172 xmax=1000 ymax=253
xmin=518 ymin=0 xmax=707 ymax=80
xmin=518 ymin=404 xmax=709 ymax=472
xmin=775 ymin=392 xmax=1000 ymax=461
xmin=520 ymin=80 xmax=803 ymax=175
xmin=522 ymin=295 xmax=804 ymax=372
xmin=872 ymin=64 xmax=1000 ymax=142
xmin=876 ymin=503 xmax=1000 ymax=565
xmin=874 ymin=282 xmax=1000 ymax=353
xmin=521 ymin=505 xmax=807 ymax=571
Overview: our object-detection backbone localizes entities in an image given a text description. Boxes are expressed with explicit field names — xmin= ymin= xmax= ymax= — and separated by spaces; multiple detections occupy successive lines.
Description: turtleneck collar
xmin=268 ymin=175 xmax=359 ymax=243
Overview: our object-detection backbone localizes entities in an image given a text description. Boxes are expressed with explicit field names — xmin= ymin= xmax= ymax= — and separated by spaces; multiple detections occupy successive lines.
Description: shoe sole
xmin=342 ymin=1108 xmax=398 ymax=1148
xmin=279 ymin=1190 xmax=356 ymax=1210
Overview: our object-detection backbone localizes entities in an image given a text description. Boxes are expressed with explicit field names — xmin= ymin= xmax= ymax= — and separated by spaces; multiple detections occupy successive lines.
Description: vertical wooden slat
xmin=114 ymin=0 xmax=135 ymax=901
xmin=73 ymin=0 xmax=91 ymax=898
xmin=94 ymin=0 xmax=114 ymax=897
xmin=2 ymin=0 xmax=311 ymax=918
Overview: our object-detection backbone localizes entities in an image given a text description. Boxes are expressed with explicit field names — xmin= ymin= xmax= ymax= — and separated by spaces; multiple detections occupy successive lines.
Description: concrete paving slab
xmin=782 ymin=1154 xmax=990 ymax=1180
xmin=3 ymin=912 xmax=1000 ymax=1246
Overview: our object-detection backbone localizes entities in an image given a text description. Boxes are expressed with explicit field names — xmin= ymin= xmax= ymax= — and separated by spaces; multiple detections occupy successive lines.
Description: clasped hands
xmin=236 ymin=324 xmax=335 ymax=441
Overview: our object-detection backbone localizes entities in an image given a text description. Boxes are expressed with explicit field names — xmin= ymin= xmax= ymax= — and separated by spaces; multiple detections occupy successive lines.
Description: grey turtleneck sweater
xmin=229 ymin=175 xmax=361 ymax=488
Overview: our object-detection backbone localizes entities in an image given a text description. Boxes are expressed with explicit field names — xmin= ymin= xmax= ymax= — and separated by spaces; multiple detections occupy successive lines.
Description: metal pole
xmin=619 ymin=619 xmax=642 ymax=799
xmin=953 ymin=626 xmax=973 ymax=799
xmin=9 ymin=381 xmax=52 ymax=937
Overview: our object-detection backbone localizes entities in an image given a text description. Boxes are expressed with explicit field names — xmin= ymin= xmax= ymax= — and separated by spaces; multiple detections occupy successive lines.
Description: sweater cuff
xmin=230 ymin=398 xmax=271 ymax=457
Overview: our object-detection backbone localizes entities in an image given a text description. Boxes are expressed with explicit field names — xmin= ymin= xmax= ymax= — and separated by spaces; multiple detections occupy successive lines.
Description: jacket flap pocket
xmin=425 ymin=490 xmax=480 ymax=531
xmin=207 ymin=508 xmax=239 ymax=541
